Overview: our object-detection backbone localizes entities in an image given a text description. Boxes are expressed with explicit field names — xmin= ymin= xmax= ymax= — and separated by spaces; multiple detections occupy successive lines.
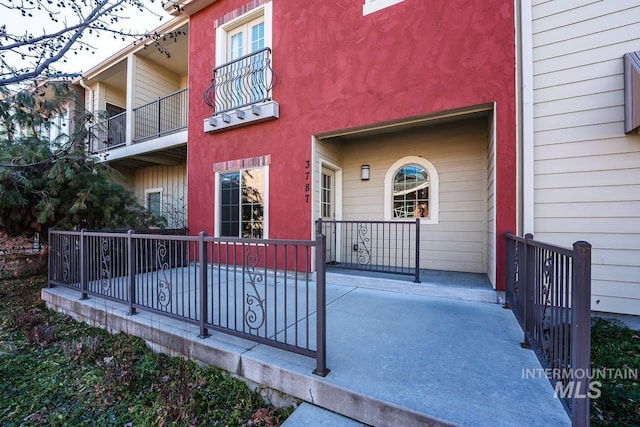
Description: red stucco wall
xmin=187 ymin=0 xmax=516 ymax=289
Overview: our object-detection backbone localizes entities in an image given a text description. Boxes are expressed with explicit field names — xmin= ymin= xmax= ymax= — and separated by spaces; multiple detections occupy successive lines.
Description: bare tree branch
xmin=0 ymin=0 xmax=165 ymax=87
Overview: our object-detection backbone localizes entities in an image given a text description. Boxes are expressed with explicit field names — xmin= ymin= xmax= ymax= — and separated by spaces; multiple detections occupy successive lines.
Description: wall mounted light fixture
xmin=361 ymin=164 xmax=370 ymax=180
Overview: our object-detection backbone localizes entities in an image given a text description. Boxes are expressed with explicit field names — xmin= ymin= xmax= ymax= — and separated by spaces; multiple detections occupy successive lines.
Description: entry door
xmin=321 ymin=168 xmax=336 ymax=263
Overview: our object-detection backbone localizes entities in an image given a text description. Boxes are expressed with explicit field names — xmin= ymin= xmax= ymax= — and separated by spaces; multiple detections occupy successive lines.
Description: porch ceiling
xmin=105 ymin=145 xmax=187 ymax=169
xmin=318 ymin=104 xmax=492 ymax=142
xmin=135 ymin=23 xmax=189 ymax=76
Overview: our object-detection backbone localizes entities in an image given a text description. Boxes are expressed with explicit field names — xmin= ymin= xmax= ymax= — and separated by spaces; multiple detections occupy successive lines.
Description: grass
xmin=0 ymin=275 xmax=293 ymax=426
xmin=590 ymin=317 xmax=640 ymax=426
xmin=2 ymin=275 xmax=638 ymax=426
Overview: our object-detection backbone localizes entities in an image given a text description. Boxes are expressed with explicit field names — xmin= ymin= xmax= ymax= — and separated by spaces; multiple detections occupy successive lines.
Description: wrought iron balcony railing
xmin=133 ymin=88 xmax=188 ymax=143
xmin=203 ymin=47 xmax=273 ymax=115
xmin=88 ymin=112 xmax=126 ymax=153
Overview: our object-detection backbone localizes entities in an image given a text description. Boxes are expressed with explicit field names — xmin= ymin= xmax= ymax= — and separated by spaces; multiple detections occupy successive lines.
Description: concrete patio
xmin=41 ymin=270 xmax=570 ymax=427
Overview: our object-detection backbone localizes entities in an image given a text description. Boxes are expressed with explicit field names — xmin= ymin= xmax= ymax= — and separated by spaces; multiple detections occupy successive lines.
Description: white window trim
xmin=363 ymin=0 xmax=404 ymax=16
xmin=215 ymin=2 xmax=273 ymax=67
xmin=214 ymin=166 xmax=269 ymax=238
xmin=384 ymin=156 xmax=439 ymax=224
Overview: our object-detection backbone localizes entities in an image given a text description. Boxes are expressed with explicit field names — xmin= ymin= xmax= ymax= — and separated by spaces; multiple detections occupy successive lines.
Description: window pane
xmin=251 ymin=22 xmax=264 ymax=52
xmin=220 ymin=172 xmax=240 ymax=237
xmin=393 ymin=165 xmax=429 ymax=218
xmin=147 ymin=192 xmax=161 ymax=217
xmin=321 ymin=172 xmax=332 ymax=218
xmin=241 ymin=169 xmax=264 ymax=238
xmin=220 ymin=169 xmax=264 ymax=238
xmin=230 ymin=32 xmax=243 ymax=60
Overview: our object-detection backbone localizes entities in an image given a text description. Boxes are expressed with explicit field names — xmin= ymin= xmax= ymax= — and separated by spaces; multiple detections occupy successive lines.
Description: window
xmin=219 ymin=168 xmax=266 ymax=238
xmin=624 ymin=51 xmax=640 ymax=133
xmin=145 ymin=189 xmax=163 ymax=218
xmin=384 ymin=156 xmax=439 ymax=224
xmin=321 ymin=170 xmax=334 ymax=218
xmin=393 ymin=165 xmax=429 ymax=219
xmin=204 ymin=3 xmax=277 ymax=131
xmin=363 ymin=0 xmax=404 ymax=16
xmin=226 ymin=16 xmax=266 ymax=108
xmin=215 ymin=3 xmax=272 ymax=69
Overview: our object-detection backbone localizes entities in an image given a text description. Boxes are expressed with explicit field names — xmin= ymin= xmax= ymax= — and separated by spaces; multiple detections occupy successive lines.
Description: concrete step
xmin=282 ymin=403 xmax=366 ymax=427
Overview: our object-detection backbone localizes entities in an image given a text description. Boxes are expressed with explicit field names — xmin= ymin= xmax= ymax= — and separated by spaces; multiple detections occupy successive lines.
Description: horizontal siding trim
xmin=535 ymin=169 xmax=640 ymax=188
xmin=533 ymin=137 xmax=636 ymax=158
xmin=591 ymin=295 xmax=640 ymax=315
xmin=533 ymin=152 xmax=639 ymax=174
xmin=534 ymin=189 xmax=640 ymax=205
xmin=535 ymin=201 xmax=640 ymax=217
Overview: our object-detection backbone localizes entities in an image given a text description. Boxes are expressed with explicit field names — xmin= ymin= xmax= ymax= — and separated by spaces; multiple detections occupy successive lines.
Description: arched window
xmin=384 ymin=156 xmax=439 ymax=224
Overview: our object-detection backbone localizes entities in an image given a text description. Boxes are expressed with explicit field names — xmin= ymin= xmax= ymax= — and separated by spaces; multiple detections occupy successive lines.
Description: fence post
xmin=571 ymin=241 xmax=592 ymax=427
xmin=316 ymin=217 xmax=322 ymax=235
xmin=48 ymin=229 xmax=54 ymax=287
xmin=504 ymin=232 xmax=513 ymax=309
xmin=199 ymin=231 xmax=210 ymax=338
xmin=127 ymin=230 xmax=137 ymax=315
xmin=313 ymin=232 xmax=330 ymax=377
xmin=414 ymin=218 xmax=421 ymax=283
xmin=522 ymin=233 xmax=534 ymax=348
xmin=80 ymin=228 xmax=88 ymax=300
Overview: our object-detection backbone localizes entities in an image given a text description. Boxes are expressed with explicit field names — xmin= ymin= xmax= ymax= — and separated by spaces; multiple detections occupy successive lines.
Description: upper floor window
xmin=208 ymin=2 xmax=274 ymax=114
xmin=363 ymin=0 xmax=404 ymax=16
xmin=384 ymin=156 xmax=439 ymax=224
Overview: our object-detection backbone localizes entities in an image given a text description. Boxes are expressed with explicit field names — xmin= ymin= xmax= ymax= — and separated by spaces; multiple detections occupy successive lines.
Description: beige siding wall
xmin=133 ymin=56 xmax=183 ymax=107
xmin=88 ymin=81 xmax=126 ymax=112
xmin=486 ymin=113 xmax=496 ymax=285
xmin=318 ymin=118 xmax=489 ymax=274
xmin=530 ymin=0 xmax=640 ymax=314
xmin=126 ymin=164 xmax=187 ymax=229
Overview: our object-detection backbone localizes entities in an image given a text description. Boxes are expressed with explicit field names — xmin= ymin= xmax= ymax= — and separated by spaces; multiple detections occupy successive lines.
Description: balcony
xmin=89 ymin=112 xmax=126 ymax=153
xmin=134 ymin=88 xmax=188 ymax=143
xmin=203 ymin=48 xmax=279 ymax=133
xmin=88 ymin=89 xmax=188 ymax=159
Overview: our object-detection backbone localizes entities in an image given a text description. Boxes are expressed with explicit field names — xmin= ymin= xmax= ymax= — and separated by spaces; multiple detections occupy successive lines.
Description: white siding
xmin=530 ymin=0 xmax=640 ymax=315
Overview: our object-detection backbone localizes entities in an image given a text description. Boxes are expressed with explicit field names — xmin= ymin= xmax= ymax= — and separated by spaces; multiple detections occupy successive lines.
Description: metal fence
xmin=48 ymin=229 xmax=329 ymax=376
xmin=89 ymin=112 xmax=126 ymax=152
xmin=203 ymin=47 xmax=273 ymax=114
xmin=316 ymin=219 xmax=421 ymax=283
xmin=134 ymin=88 xmax=188 ymax=142
xmin=505 ymin=232 xmax=591 ymax=426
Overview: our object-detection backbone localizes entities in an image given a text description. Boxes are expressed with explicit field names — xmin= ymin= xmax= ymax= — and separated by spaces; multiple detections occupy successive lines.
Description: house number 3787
xmin=305 ymin=160 xmax=311 ymax=203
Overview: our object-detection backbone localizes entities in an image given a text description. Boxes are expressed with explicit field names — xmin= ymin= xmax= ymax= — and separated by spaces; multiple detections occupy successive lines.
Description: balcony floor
xmin=41 ymin=270 xmax=569 ymax=427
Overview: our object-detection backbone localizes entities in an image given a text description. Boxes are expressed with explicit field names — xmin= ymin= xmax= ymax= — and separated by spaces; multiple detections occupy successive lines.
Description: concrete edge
xmin=42 ymin=287 xmax=456 ymax=427
xmin=327 ymin=272 xmax=499 ymax=304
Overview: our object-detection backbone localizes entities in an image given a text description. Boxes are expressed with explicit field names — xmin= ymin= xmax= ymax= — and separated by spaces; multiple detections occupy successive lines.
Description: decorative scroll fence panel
xmin=316 ymin=219 xmax=420 ymax=283
xmin=48 ymin=229 xmax=329 ymax=376
xmin=133 ymin=88 xmax=188 ymax=142
xmin=505 ymin=232 xmax=591 ymax=427
xmin=88 ymin=112 xmax=126 ymax=153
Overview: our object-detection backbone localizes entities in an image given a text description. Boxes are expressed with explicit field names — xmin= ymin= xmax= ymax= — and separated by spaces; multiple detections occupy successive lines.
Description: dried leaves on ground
xmin=0 ymin=275 xmax=292 ymax=426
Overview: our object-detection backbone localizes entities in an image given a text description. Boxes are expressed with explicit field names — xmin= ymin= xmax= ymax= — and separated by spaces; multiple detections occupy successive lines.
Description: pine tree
xmin=0 ymin=82 xmax=160 ymax=237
